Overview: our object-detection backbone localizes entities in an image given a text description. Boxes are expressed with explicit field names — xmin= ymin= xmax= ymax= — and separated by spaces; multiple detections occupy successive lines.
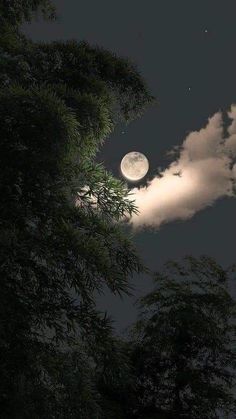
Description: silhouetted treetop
xmin=0 ymin=0 xmax=56 ymax=26
xmin=130 ymin=256 xmax=236 ymax=419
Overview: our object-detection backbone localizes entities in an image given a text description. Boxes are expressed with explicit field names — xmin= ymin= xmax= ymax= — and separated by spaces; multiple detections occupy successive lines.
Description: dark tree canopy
xmin=0 ymin=2 xmax=154 ymax=417
xmin=0 ymin=0 xmax=56 ymax=25
xmin=130 ymin=256 xmax=236 ymax=419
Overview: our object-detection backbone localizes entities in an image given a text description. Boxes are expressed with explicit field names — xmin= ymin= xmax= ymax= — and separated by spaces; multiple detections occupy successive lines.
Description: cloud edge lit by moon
xmin=128 ymin=106 xmax=236 ymax=230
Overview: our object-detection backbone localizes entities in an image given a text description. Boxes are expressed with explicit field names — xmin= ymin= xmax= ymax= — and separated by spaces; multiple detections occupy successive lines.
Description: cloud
xmin=129 ymin=106 xmax=236 ymax=229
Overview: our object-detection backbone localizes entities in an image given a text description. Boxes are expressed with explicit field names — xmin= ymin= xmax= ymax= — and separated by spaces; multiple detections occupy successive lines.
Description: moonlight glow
xmin=120 ymin=151 xmax=149 ymax=182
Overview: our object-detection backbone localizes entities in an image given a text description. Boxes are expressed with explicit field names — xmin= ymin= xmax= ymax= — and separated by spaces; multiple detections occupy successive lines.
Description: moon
xmin=120 ymin=151 xmax=149 ymax=182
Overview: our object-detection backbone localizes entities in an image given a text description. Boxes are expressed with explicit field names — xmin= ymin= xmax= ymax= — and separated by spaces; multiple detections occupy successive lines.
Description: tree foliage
xmin=0 ymin=3 xmax=154 ymax=417
xmin=0 ymin=0 xmax=56 ymax=26
xmin=130 ymin=256 xmax=236 ymax=419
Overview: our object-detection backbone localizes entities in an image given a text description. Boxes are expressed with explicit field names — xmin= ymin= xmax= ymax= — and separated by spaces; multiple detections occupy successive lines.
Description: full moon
xmin=120 ymin=151 xmax=149 ymax=182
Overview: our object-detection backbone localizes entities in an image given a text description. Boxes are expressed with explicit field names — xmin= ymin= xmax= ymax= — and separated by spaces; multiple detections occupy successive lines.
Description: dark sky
xmin=23 ymin=0 xmax=236 ymax=333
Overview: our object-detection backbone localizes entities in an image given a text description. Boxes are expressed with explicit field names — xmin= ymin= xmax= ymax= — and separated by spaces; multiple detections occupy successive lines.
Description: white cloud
xmin=129 ymin=106 xmax=236 ymax=229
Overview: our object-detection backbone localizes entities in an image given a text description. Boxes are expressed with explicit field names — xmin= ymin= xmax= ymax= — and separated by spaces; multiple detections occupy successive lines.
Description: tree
xmin=94 ymin=332 xmax=136 ymax=419
xmin=0 ymin=2 xmax=154 ymax=417
xmin=130 ymin=256 xmax=236 ymax=419
xmin=0 ymin=0 xmax=56 ymax=26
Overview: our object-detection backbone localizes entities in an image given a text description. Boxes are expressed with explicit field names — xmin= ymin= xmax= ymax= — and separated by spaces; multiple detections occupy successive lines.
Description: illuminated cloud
xmin=129 ymin=106 xmax=236 ymax=229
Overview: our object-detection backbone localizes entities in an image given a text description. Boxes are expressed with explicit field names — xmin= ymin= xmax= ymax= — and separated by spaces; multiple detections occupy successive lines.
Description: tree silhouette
xmin=0 ymin=0 xmax=56 ymax=25
xmin=130 ymin=256 xmax=236 ymax=419
xmin=0 ymin=2 xmax=154 ymax=417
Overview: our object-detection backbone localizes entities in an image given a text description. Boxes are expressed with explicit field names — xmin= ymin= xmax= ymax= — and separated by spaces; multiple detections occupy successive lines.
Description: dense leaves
xmin=130 ymin=256 xmax=236 ymax=419
xmin=0 ymin=0 xmax=56 ymax=26
xmin=0 ymin=2 xmax=154 ymax=417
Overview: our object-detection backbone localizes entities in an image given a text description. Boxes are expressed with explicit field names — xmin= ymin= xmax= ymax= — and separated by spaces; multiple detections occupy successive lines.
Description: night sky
xmin=23 ymin=0 xmax=236 ymax=332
